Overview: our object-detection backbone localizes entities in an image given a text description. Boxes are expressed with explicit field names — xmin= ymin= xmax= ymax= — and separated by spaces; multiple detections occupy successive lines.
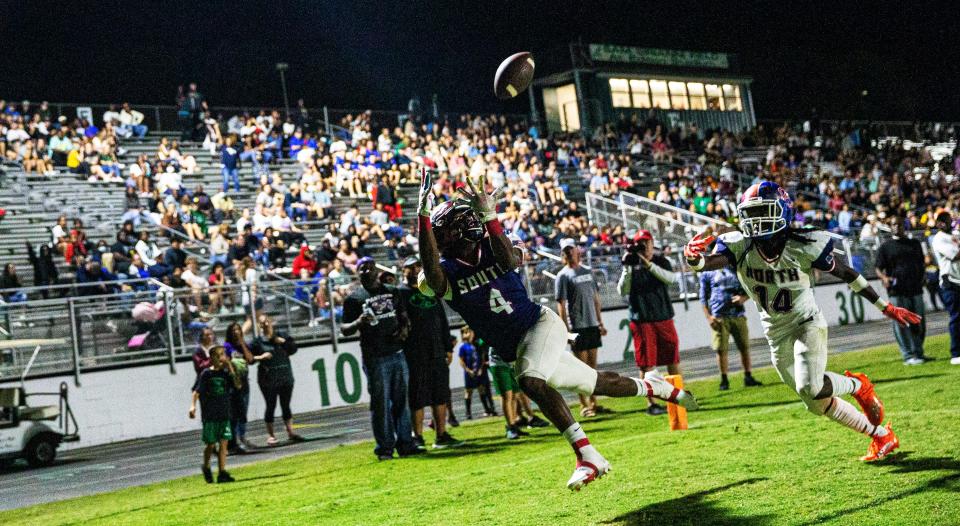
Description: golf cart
xmin=0 ymin=339 xmax=79 ymax=468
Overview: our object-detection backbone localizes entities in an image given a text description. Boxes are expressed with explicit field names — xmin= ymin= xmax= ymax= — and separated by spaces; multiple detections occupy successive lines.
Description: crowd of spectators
xmin=4 ymin=90 xmax=960 ymax=337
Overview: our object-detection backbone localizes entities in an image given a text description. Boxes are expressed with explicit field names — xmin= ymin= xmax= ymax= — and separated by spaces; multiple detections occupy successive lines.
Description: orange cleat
xmin=861 ymin=423 xmax=899 ymax=462
xmin=845 ymin=371 xmax=884 ymax=426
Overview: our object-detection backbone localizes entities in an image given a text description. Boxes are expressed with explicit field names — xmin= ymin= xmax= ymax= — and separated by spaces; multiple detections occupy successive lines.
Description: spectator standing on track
xmin=224 ymin=322 xmax=255 ymax=453
xmin=618 ymin=230 xmax=680 ymax=416
xmin=456 ymin=326 xmax=496 ymax=420
xmin=876 ymin=216 xmax=928 ymax=365
xmin=189 ymin=345 xmax=239 ymax=483
xmin=698 ymin=266 xmax=761 ymax=389
xmin=251 ymin=314 xmax=304 ymax=446
xmin=398 ymin=257 xmax=462 ymax=450
xmin=555 ymin=238 xmax=607 ymax=417
xmin=342 ymin=257 xmax=418 ymax=460
xmin=192 ymin=327 xmax=219 ymax=375
xmin=930 ymin=211 xmax=960 ymax=365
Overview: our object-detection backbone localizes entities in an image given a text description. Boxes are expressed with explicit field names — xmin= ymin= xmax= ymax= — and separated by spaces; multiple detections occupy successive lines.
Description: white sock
xmin=634 ymin=376 xmax=682 ymax=403
xmin=562 ymin=423 xmax=603 ymax=463
xmin=824 ymin=397 xmax=887 ymax=437
xmin=824 ymin=371 xmax=861 ymax=396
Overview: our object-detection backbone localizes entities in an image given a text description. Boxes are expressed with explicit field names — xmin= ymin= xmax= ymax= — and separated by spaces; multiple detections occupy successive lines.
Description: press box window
xmin=687 ymin=82 xmax=707 ymax=110
xmin=668 ymin=81 xmax=689 ymax=110
xmin=609 ymin=79 xmax=631 ymax=108
xmin=629 ymin=80 xmax=651 ymax=108
xmin=705 ymin=84 xmax=725 ymax=110
xmin=723 ymin=84 xmax=743 ymax=111
xmin=649 ymin=80 xmax=670 ymax=109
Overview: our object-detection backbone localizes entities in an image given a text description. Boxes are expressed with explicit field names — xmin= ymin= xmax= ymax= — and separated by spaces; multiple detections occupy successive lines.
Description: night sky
xmin=2 ymin=1 xmax=959 ymax=121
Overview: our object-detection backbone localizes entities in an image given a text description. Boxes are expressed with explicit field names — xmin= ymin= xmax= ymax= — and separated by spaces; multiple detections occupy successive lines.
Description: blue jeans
xmin=210 ymin=253 xmax=228 ymax=266
xmin=364 ymin=351 xmax=414 ymax=457
xmin=222 ymin=167 xmax=240 ymax=193
xmin=939 ymin=285 xmax=960 ymax=358
xmin=891 ymin=294 xmax=926 ymax=360
xmin=122 ymin=124 xmax=148 ymax=138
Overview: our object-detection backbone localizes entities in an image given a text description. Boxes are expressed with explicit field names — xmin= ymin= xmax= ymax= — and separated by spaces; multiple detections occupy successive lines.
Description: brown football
xmin=494 ymin=51 xmax=535 ymax=100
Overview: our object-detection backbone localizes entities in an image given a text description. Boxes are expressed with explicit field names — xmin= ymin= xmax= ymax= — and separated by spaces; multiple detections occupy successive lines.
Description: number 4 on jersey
xmin=489 ymin=288 xmax=514 ymax=314
xmin=753 ymin=285 xmax=792 ymax=313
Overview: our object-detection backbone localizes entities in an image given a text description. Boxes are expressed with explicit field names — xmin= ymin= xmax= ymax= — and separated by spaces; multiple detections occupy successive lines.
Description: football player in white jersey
xmin=684 ymin=182 xmax=921 ymax=461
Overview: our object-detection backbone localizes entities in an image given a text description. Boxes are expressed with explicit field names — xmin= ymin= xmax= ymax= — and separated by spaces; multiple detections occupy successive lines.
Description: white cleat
xmin=566 ymin=457 xmax=611 ymax=491
xmin=643 ymin=373 xmax=700 ymax=411
xmin=675 ymin=390 xmax=700 ymax=411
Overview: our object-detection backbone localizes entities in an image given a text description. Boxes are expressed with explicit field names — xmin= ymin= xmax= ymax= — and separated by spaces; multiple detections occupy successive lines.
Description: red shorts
xmin=629 ymin=320 xmax=679 ymax=368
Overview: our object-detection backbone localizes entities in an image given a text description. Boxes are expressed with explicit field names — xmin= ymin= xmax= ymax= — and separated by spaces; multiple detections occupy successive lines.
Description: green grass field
xmin=6 ymin=335 xmax=960 ymax=526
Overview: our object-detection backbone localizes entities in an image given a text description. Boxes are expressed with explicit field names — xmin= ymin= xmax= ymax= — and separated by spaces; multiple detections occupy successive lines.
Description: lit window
xmin=723 ymin=84 xmax=743 ymax=111
xmin=705 ymin=84 xmax=725 ymax=111
xmin=687 ymin=82 xmax=706 ymax=110
xmin=649 ymin=80 xmax=670 ymax=109
xmin=609 ymin=78 xmax=631 ymax=108
xmin=668 ymin=81 xmax=689 ymax=110
xmin=629 ymin=80 xmax=651 ymax=108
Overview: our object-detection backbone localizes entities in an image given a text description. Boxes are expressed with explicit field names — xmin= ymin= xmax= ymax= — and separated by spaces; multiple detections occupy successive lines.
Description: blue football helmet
xmin=737 ymin=182 xmax=794 ymax=239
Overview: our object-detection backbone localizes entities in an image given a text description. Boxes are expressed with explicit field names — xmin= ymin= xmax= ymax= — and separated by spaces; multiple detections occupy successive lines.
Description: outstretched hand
xmin=684 ymin=232 xmax=716 ymax=265
xmin=882 ymin=303 xmax=922 ymax=327
xmin=417 ymin=167 xmax=434 ymax=217
xmin=461 ymin=173 xmax=501 ymax=222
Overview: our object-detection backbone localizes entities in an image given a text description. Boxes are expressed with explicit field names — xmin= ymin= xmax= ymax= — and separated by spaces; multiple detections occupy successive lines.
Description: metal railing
xmin=0 ymin=233 xmax=889 ymax=384
xmin=0 ymin=277 xmax=324 ymax=383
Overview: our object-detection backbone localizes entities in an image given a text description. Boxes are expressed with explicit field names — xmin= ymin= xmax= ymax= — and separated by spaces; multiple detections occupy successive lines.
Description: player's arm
xmin=593 ymin=291 xmax=605 ymax=335
xmin=684 ymin=233 xmax=730 ymax=272
xmin=828 ymin=257 xmax=921 ymax=327
xmin=554 ymin=275 xmax=569 ymax=330
xmin=416 ymin=168 xmax=448 ymax=298
xmin=464 ymin=173 xmax=516 ymax=270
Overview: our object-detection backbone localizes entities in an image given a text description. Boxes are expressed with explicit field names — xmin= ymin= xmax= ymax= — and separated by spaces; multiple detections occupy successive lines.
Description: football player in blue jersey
xmin=416 ymin=169 xmax=699 ymax=490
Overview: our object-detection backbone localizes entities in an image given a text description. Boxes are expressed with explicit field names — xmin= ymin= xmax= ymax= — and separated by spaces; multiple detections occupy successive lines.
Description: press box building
xmin=532 ymin=43 xmax=756 ymax=135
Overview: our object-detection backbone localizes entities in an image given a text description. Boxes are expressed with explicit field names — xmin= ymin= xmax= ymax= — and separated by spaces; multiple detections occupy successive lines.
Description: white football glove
xmin=462 ymin=172 xmax=501 ymax=222
xmin=417 ymin=167 xmax=434 ymax=217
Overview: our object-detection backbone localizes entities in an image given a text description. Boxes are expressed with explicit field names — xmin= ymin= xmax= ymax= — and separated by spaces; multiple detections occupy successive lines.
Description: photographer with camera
xmin=699 ymin=267 xmax=762 ymax=390
xmin=617 ymin=230 xmax=682 ymax=416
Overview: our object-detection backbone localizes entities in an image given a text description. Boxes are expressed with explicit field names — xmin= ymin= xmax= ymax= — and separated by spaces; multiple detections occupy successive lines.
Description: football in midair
xmin=494 ymin=52 xmax=535 ymax=100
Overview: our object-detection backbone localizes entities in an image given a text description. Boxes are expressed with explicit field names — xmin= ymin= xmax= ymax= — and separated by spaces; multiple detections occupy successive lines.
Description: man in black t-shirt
xmin=875 ymin=216 xmax=928 ymax=364
xmin=342 ymin=257 xmax=418 ymax=460
xmin=399 ymin=257 xmax=462 ymax=450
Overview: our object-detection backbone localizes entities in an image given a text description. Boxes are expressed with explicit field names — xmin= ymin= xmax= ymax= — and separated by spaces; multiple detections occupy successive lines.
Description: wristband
xmin=418 ymin=215 xmax=431 ymax=232
xmin=485 ymin=218 xmax=503 ymax=237
xmin=849 ymin=274 xmax=869 ymax=293
xmin=874 ymin=298 xmax=889 ymax=311
xmin=687 ymin=256 xmax=705 ymax=271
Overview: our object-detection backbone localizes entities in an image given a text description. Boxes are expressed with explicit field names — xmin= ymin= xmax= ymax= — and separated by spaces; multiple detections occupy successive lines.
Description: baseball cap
xmin=633 ymin=230 xmax=653 ymax=242
xmin=357 ymin=256 xmax=376 ymax=269
xmin=402 ymin=256 xmax=420 ymax=268
xmin=559 ymin=238 xmax=577 ymax=250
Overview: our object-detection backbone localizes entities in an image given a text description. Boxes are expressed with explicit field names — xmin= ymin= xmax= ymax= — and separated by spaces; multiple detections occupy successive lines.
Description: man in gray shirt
xmin=555 ymin=238 xmax=607 ymax=417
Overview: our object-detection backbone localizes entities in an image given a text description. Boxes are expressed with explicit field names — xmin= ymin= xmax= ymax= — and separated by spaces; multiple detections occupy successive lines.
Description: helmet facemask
xmin=432 ymin=200 xmax=484 ymax=249
xmin=738 ymin=199 xmax=788 ymax=239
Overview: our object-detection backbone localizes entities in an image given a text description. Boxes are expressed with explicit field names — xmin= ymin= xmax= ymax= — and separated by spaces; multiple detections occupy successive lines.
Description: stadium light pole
xmin=276 ymin=62 xmax=291 ymax=120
